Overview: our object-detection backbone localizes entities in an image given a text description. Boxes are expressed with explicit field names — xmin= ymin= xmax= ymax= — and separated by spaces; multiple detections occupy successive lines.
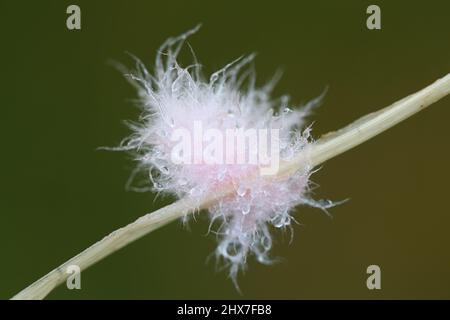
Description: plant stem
xmin=12 ymin=73 xmax=450 ymax=300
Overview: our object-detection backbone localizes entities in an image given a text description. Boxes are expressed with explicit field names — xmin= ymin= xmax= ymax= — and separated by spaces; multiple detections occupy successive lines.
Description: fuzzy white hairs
xmin=13 ymin=28 xmax=449 ymax=300
xmin=119 ymin=26 xmax=336 ymax=285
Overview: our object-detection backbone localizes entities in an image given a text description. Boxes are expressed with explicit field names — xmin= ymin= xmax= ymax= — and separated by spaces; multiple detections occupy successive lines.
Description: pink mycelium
xmin=116 ymin=26 xmax=336 ymax=285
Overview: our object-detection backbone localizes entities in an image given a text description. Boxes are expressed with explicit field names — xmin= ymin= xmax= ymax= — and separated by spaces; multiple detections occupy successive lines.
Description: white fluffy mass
xmin=117 ymin=26 xmax=335 ymax=285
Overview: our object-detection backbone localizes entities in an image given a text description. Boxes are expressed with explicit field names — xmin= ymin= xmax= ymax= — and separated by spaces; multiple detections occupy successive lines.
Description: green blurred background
xmin=1 ymin=0 xmax=449 ymax=299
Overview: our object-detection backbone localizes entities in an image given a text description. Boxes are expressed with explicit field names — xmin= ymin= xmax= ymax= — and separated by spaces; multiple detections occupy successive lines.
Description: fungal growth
xmin=119 ymin=26 xmax=336 ymax=283
xmin=12 ymin=27 xmax=449 ymax=301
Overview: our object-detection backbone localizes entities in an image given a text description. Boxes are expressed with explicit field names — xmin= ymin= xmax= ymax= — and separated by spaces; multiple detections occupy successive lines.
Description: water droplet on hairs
xmin=283 ymin=215 xmax=291 ymax=226
xmin=261 ymin=235 xmax=271 ymax=250
xmin=210 ymin=73 xmax=219 ymax=84
xmin=172 ymin=70 xmax=194 ymax=99
xmin=271 ymin=215 xmax=287 ymax=228
xmin=189 ymin=186 xmax=203 ymax=197
xmin=224 ymin=241 xmax=243 ymax=260
xmin=241 ymin=202 xmax=251 ymax=215
xmin=227 ymin=110 xmax=235 ymax=118
xmin=237 ymin=185 xmax=247 ymax=197
xmin=153 ymin=182 xmax=164 ymax=191
xmin=160 ymin=166 xmax=169 ymax=174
